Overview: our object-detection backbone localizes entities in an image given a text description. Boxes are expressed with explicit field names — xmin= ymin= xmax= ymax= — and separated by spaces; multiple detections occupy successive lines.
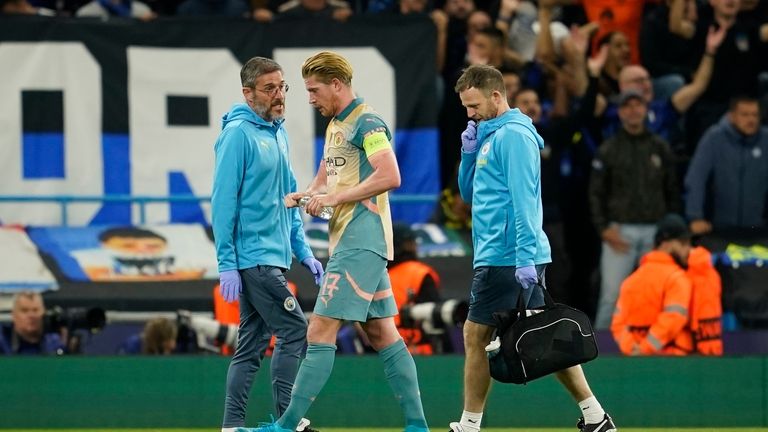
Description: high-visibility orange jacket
xmin=687 ymin=247 xmax=723 ymax=355
xmin=611 ymin=250 xmax=693 ymax=355
xmin=389 ymin=260 xmax=440 ymax=355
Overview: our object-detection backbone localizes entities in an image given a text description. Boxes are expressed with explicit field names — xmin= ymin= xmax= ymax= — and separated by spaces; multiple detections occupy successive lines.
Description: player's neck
xmin=334 ymin=91 xmax=357 ymax=117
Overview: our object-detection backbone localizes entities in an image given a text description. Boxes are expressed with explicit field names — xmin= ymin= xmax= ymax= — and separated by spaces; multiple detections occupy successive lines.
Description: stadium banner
xmin=0 ymin=16 xmax=439 ymax=226
xmin=26 ymin=224 xmax=218 ymax=282
xmin=22 ymin=222 xmax=466 ymax=282
xmin=0 ymin=226 xmax=58 ymax=292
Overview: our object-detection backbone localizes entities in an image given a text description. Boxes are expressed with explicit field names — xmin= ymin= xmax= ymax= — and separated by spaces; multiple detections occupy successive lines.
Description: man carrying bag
xmin=450 ymin=64 xmax=617 ymax=432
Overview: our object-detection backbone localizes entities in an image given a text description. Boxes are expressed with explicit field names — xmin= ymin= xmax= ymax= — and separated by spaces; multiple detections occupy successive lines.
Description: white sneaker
xmin=449 ymin=421 xmax=480 ymax=432
xmin=296 ymin=418 xmax=312 ymax=432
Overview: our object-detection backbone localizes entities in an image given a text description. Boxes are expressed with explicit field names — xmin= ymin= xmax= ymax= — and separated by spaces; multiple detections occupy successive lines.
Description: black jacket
xmin=589 ymin=128 xmax=681 ymax=231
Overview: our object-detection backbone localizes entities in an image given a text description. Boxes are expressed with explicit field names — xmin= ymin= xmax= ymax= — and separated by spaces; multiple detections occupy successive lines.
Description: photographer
xmin=389 ymin=223 xmax=444 ymax=354
xmin=0 ymin=291 xmax=65 ymax=355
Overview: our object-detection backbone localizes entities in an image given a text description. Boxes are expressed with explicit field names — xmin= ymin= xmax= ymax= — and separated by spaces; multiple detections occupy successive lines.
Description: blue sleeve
xmin=289 ymin=170 xmax=313 ymax=263
xmin=499 ymin=126 xmax=540 ymax=267
xmin=458 ymin=150 xmax=477 ymax=203
xmin=684 ymin=130 xmax=716 ymax=220
xmin=211 ymin=127 xmax=246 ymax=272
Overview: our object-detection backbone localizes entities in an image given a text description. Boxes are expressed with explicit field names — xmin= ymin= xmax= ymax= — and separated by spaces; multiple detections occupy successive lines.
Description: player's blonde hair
xmin=301 ymin=51 xmax=353 ymax=86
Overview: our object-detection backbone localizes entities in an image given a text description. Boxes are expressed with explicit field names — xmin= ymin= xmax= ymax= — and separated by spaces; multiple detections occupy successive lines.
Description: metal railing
xmin=0 ymin=194 xmax=438 ymax=226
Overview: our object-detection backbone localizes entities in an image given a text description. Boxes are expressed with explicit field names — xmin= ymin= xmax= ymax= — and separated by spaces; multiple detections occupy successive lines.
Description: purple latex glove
xmin=219 ymin=270 xmax=242 ymax=303
xmin=302 ymin=257 xmax=325 ymax=286
xmin=515 ymin=265 xmax=538 ymax=290
xmin=460 ymin=120 xmax=478 ymax=152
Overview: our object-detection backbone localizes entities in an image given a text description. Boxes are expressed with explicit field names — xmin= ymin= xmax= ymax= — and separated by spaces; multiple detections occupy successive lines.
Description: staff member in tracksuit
xmin=211 ymin=56 xmax=324 ymax=432
xmin=450 ymin=64 xmax=616 ymax=432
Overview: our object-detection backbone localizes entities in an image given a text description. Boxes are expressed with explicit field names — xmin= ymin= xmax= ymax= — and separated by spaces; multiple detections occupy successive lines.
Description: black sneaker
xmin=577 ymin=413 xmax=617 ymax=432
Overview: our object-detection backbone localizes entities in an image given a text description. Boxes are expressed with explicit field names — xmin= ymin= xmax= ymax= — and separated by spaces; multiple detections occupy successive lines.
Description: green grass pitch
xmin=5 ymin=429 xmax=768 ymax=432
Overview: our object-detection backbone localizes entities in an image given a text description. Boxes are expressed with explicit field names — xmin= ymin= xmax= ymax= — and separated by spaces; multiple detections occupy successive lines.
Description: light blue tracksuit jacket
xmin=211 ymin=103 xmax=312 ymax=272
xmin=458 ymin=108 xmax=552 ymax=269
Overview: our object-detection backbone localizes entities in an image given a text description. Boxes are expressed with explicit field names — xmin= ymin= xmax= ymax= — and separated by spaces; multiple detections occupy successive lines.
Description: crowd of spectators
xmin=2 ymin=0 xmax=768 ymax=339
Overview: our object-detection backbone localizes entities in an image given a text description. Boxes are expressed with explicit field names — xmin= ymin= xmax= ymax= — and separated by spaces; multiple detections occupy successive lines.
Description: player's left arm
xmin=309 ymin=122 xmax=400 ymax=211
xmin=335 ymin=141 xmax=401 ymax=205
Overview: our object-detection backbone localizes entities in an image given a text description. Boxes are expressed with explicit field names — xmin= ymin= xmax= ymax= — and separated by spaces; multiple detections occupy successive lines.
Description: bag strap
xmin=515 ymin=281 xmax=556 ymax=312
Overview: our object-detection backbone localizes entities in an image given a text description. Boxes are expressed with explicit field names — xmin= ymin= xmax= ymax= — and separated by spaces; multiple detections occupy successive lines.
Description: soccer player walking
xmin=449 ymin=64 xmax=617 ymax=432
xmin=212 ymin=56 xmax=324 ymax=432
xmin=247 ymin=51 xmax=430 ymax=432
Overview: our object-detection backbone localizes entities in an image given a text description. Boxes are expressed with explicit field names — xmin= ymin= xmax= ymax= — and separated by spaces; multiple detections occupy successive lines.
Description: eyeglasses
xmin=256 ymin=83 xmax=289 ymax=97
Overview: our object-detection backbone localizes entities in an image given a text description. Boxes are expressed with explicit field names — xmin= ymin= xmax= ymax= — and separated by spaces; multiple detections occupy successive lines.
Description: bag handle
xmin=515 ymin=281 xmax=555 ymax=313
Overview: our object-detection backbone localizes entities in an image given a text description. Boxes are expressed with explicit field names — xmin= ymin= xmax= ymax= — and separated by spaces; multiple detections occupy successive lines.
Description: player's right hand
xmin=284 ymin=192 xmax=307 ymax=208
xmin=461 ymin=120 xmax=478 ymax=152
xmin=219 ymin=270 xmax=242 ymax=303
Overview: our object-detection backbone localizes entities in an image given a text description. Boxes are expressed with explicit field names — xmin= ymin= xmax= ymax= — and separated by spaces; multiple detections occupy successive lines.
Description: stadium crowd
xmin=1 ymin=0 xmax=768 ymax=356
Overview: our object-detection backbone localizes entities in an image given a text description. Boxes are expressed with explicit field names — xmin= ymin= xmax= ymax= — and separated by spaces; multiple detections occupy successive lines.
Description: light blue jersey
xmin=458 ymin=108 xmax=551 ymax=268
xmin=211 ymin=103 xmax=312 ymax=272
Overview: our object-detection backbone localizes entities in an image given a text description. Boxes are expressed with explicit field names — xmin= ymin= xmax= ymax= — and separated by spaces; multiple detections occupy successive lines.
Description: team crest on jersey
xmin=332 ymin=132 xmax=345 ymax=147
xmin=481 ymin=142 xmax=491 ymax=155
xmin=284 ymin=297 xmax=296 ymax=312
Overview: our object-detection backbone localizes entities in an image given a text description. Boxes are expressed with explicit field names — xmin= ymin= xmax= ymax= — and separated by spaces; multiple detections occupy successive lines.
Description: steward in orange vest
xmin=389 ymin=223 xmax=442 ymax=355
xmin=611 ymin=214 xmax=694 ymax=355
xmin=686 ymin=246 xmax=723 ymax=355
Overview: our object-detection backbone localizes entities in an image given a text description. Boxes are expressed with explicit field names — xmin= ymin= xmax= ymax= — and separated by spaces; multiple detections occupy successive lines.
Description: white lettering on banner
xmin=0 ymin=43 xmax=398 ymax=226
xmin=274 ymin=48 xmax=395 ymax=193
xmin=0 ymin=42 xmax=102 ymax=225
xmin=127 ymin=47 xmax=243 ymax=224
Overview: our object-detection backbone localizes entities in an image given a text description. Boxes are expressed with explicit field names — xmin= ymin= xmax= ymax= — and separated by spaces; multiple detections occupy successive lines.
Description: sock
xmin=460 ymin=410 xmax=483 ymax=432
xmin=379 ymin=339 xmax=429 ymax=429
xmin=278 ymin=343 xmax=336 ymax=430
xmin=578 ymin=396 xmax=605 ymax=424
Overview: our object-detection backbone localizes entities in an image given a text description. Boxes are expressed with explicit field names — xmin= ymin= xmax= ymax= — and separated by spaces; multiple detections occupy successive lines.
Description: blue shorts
xmin=467 ymin=264 xmax=548 ymax=326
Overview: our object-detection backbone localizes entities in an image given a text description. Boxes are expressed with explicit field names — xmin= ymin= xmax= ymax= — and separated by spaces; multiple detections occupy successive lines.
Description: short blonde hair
xmin=301 ymin=51 xmax=353 ymax=86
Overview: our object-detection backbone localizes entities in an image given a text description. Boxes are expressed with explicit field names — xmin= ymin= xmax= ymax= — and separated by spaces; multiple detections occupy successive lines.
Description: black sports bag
xmin=488 ymin=286 xmax=598 ymax=385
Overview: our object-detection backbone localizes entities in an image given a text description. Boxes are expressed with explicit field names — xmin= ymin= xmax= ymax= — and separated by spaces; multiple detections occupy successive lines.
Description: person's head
xmin=500 ymin=69 xmax=521 ymax=104
xmin=618 ymin=65 xmax=654 ymax=102
xmin=455 ymin=64 xmax=509 ymax=122
xmin=617 ymin=90 xmax=648 ymax=133
xmin=654 ymin=214 xmax=692 ymax=267
xmin=709 ymin=0 xmax=740 ymax=19
xmin=142 ymin=317 xmax=178 ymax=355
xmin=302 ymin=51 xmax=354 ymax=118
xmin=467 ymin=10 xmax=491 ymax=38
xmin=399 ymin=0 xmax=428 ymax=14
xmin=444 ymin=0 xmax=474 ymax=19
xmin=11 ymin=291 xmax=45 ymax=342
xmin=392 ymin=222 xmax=418 ymax=263
xmin=513 ymin=88 xmax=542 ymax=124
xmin=98 ymin=228 xmax=167 ymax=256
xmin=598 ymin=31 xmax=631 ymax=70
xmin=468 ymin=27 xmax=505 ymax=67
xmin=728 ymin=96 xmax=761 ymax=136
xmin=240 ymin=57 xmax=287 ymax=122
